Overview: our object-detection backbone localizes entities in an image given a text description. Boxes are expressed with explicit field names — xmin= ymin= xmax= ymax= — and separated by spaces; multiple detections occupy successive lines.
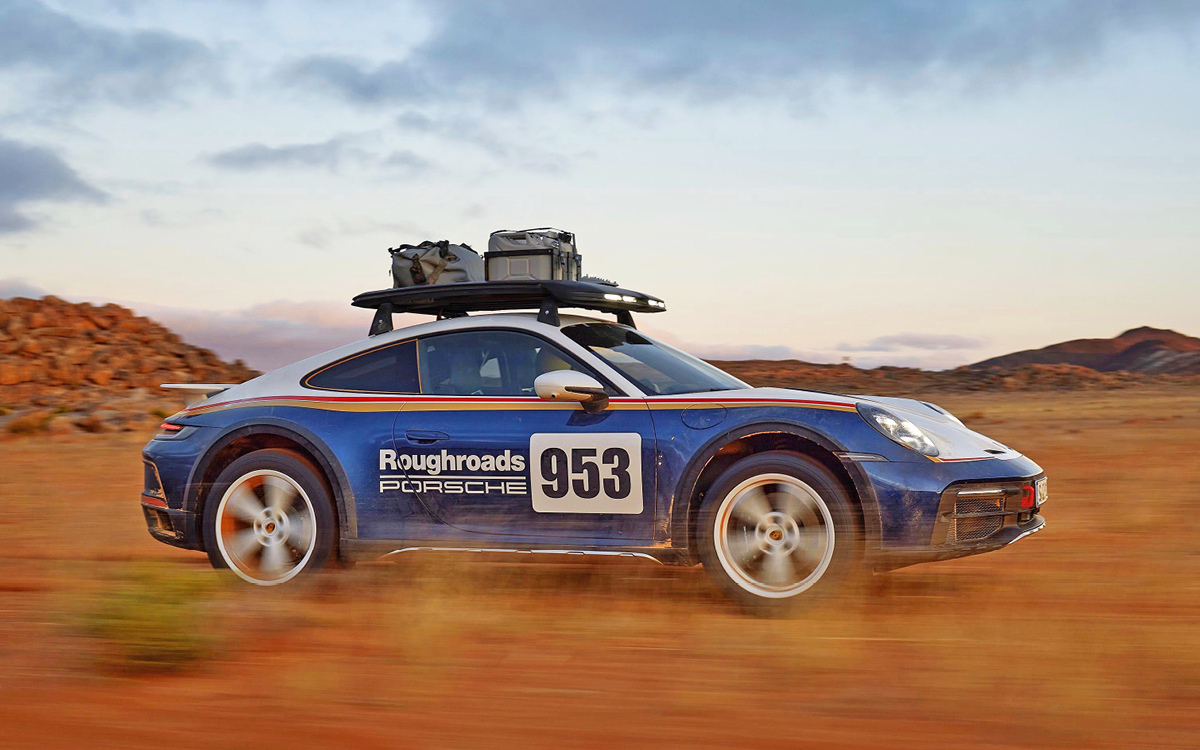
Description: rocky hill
xmin=0 ymin=296 xmax=259 ymax=436
xmin=711 ymin=359 xmax=1194 ymax=396
xmin=970 ymin=327 xmax=1200 ymax=374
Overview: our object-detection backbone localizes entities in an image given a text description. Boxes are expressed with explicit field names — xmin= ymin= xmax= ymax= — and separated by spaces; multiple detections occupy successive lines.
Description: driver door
xmin=391 ymin=328 xmax=657 ymax=540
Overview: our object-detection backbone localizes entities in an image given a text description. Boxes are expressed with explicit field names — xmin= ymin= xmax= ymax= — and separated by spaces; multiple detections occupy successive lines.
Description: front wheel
xmin=203 ymin=449 xmax=336 ymax=586
xmin=697 ymin=451 xmax=860 ymax=613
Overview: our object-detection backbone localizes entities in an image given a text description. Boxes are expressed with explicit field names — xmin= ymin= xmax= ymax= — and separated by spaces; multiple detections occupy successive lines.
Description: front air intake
xmin=946 ymin=492 xmax=1005 ymax=544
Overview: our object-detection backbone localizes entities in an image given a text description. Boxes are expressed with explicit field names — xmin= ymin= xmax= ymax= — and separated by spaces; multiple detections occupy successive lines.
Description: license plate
xmin=1035 ymin=477 xmax=1048 ymax=506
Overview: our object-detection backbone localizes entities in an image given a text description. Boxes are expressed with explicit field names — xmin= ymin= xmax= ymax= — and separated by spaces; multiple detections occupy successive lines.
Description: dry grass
xmin=0 ymin=387 xmax=1198 ymax=748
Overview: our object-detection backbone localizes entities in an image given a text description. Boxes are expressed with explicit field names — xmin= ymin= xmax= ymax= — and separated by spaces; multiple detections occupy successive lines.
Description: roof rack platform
xmin=352 ymin=280 xmax=666 ymax=335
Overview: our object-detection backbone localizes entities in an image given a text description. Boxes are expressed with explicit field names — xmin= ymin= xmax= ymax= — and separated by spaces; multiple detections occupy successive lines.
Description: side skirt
xmin=341 ymin=538 xmax=690 ymax=565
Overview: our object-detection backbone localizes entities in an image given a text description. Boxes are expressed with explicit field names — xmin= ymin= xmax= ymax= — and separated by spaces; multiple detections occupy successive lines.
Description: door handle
xmin=405 ymin=430 xmax=450 ymax=444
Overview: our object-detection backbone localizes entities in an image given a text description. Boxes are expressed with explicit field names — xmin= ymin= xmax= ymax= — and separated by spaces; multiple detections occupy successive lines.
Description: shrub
xmin=6 ymin=413 xmax=47 ymax=434
xmin=78 ymin=565 xmax=227 ymax=672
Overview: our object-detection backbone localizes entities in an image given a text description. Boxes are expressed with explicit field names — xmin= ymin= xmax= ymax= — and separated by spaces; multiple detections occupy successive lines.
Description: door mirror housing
xmin=534 ymin=371 xmax=610 ymax=413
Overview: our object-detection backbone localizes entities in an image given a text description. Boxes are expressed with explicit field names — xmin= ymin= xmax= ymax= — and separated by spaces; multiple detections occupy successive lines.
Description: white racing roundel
xmin=529 ymin=433 xmax=643 ymax=514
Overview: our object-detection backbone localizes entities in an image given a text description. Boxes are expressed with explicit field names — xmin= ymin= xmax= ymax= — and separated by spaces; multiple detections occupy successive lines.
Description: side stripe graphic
xmin=181 ymin=394 xmax=859 ymax=417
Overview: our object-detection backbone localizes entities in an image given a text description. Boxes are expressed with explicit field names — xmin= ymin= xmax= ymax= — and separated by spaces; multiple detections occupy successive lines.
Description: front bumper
xmin=872 ymin=513 xmax=1045 ymax=571
xmin=869 ymin=471 xmax=1048 ymax=572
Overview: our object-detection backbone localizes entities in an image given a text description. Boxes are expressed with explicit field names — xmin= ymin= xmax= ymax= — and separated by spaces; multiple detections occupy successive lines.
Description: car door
xmin=392 ymin=327 xmax=657 ymax=541
xmin=298 ymin=338 xmax=439 ymax=541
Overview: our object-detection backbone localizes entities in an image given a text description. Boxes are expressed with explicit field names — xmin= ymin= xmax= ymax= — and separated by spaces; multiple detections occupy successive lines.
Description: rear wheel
xmin=697 ymin=452 xmax=859 ymax=613
xmin=203 ymin=449 xmax=336 ymax=586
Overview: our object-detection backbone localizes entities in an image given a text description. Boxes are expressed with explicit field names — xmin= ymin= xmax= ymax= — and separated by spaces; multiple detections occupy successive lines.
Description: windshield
xmin=562 ymin=323 xmax=749 ymax=396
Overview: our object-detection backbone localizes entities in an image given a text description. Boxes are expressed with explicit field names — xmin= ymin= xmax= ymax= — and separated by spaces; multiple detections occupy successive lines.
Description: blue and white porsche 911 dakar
xmin=141 ymin=280 xmax=1046 ymax=611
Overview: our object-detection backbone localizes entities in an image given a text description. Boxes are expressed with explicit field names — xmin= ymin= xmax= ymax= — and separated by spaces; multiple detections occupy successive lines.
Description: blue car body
xmin=140 ymin=312 xmax=1046 ymax=572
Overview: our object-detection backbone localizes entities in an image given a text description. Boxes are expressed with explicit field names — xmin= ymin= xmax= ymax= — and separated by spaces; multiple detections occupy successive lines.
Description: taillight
xmin=159 ymin=422 xmax=183 ymax=433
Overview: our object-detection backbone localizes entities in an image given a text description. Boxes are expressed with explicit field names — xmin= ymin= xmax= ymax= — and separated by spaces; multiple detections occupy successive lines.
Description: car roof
xmin=251 ymin=311 xmax=627 ymax=388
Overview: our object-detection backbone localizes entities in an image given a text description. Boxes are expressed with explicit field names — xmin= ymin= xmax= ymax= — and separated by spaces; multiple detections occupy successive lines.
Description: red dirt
xmin=1 ymin=387 xmax=1199 ymax=748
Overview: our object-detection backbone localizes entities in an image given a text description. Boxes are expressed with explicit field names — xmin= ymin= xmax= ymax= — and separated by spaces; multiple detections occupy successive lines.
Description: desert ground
xmin=1 ymin=386 xmax=1198 ymax=749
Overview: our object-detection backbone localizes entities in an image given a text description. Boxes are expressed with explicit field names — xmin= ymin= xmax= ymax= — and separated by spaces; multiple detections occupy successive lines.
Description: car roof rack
xmin=352 ymin=280 xmax=666 ymax=336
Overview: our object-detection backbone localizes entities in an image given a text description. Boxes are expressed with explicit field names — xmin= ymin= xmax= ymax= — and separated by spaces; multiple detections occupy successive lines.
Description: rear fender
xmin=186 ymin=417 xmax=358 ymax=541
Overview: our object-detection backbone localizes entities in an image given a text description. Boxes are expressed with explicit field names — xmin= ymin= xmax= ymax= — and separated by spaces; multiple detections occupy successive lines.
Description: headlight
xmin=857 ymin=403 xmax=939 ymax=457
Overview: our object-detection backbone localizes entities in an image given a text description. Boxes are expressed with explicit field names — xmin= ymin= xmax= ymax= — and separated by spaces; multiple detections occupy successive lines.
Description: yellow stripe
xmin=188 ymin=399 xmax=404 ymax=415
xmin=186 ymin=397 xmax=857 ymax=417
xmin=402 ymin=401 xmax=646 ymax=412
xmin=645 ymin=401 xmax=857 ymax=413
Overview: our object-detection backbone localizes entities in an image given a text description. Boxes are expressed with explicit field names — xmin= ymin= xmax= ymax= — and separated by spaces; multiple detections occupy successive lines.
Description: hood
xmin=850 ymin=393 xmax=1020 ymax=461
xmin=707 ymin=387 xmax=1021 ymax=462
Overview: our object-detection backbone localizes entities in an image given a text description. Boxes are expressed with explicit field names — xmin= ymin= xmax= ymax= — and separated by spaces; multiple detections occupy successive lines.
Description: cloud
xmin=295 ymin=217 xmax=432 ymax=251
xmin=393 ymin=109 xmax=570 ymax=173
xmin=0 ymin=277 xmax=48 ymax=299
xmin=645 ymin=327 xmax=986 ymax=370
xmin=838 ymin=333 xmax=987 ymax=353
xmin=280 ymin=1 xmax=1200 ymax=110
xmin=145 ymin=300 xmax=372 ymax=371
xmin=0 ymin=136 xmax=107 ymax=233
xmin=207 ymin=136 xmax=363 ymax=172
xmin=381 ymin=148 xmax=435 ymax=177
xmin=207 ymin=136 xmax=436 ymax=177
xmin=282 ymin=55 xmax=429 ymax=106
xmin=139 ymin=206 xmax=223 ymax=228
xmin=0 ymin=0 xmax=219 ymax=109
xmin=395 ymin=110 xmax=510 ymax=159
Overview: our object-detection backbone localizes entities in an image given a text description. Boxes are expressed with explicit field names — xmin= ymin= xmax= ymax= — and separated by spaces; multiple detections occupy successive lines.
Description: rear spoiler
xmin=161 ymin=383 xmax=236 ymax=407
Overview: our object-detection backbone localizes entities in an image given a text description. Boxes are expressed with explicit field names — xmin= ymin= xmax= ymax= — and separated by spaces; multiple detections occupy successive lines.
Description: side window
xmin=304 ymin=339 xmax=419 ymax=393
xmin=417 ymin=330 xmax=609 ymax=396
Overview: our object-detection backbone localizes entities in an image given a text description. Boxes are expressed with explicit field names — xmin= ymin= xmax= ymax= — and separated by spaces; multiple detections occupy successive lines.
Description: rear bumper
xmin=141 ymin=497 xmax=202 ymax=550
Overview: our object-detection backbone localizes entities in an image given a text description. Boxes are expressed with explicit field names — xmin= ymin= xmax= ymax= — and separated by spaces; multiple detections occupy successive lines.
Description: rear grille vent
xmin=948 ymin=494 xmax=1004 ymax=543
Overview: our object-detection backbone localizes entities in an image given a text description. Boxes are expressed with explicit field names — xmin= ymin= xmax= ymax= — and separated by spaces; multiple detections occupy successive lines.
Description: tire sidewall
xmin=202 ymin=449 xmax=336 ymax=584
xmin=697 ymin=451 xmax=860 ymax=614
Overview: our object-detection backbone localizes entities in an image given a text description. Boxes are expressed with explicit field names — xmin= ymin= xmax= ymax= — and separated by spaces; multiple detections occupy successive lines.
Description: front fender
xmin=664 ymin=417 xmax=883 ymax=562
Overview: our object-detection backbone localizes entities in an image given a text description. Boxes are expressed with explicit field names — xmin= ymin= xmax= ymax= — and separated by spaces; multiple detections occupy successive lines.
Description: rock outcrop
xmin=0 ymin=296 xmax=259 ymax=436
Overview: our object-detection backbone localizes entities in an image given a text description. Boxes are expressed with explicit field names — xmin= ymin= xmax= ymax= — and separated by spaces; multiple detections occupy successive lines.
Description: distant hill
xmin=2 ymin=296 xmax=1196 ymax=439
xmin=969 ymin=327 xmax=1200 ymax=375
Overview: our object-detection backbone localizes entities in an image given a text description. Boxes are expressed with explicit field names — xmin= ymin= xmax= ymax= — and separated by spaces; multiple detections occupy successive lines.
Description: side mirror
xmin=534 ymin=371 xmax=610 ymax=413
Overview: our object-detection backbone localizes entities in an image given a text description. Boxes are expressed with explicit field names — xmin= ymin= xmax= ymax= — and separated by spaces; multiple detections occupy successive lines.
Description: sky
xmin=1 ymin=0 xmax=1198 ymax=371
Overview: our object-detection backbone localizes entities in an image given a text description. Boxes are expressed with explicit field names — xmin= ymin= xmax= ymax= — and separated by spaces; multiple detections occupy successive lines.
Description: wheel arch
xmin=186 ymin=418 xmax=357 ymax=548
xmin=669 ymin=421 xmax=881 ymax=564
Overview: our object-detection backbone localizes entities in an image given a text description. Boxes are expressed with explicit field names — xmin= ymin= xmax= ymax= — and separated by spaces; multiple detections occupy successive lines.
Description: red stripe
xmin=649 ymin=397 xmax=854 ymax=407
xmin=185 ymin=393 xmax=854 ymax=414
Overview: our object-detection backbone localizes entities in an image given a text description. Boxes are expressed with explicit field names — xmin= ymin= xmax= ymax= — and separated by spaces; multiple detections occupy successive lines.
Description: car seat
xmin=447 ymin=348 xmax=485 ymax=395
xmin=535 ymin=347 xmax=573 ymax=374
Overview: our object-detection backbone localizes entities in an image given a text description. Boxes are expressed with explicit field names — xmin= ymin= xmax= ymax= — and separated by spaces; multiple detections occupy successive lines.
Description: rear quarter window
xmin=303 ymin=339 xmax=419 ymax=393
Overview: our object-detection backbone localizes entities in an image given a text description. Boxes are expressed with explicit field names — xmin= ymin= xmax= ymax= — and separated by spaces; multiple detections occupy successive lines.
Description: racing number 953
xmin=529 ymin=433 xmax=643 ymax=514
xmin=540 ymin=447 xmax=631 ymax=500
